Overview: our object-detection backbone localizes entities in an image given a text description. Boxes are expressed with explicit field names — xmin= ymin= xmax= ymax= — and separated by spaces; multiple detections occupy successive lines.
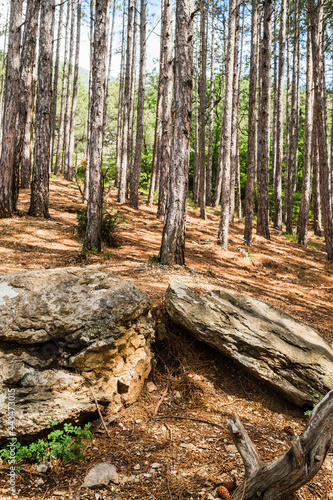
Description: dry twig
xmin=90 ymin=386 xmax=111 ymax=439
xmin=153 ymin=414 xmax=225 ymax=430
xmin=153 ymin=383 xmax=169 ymax=416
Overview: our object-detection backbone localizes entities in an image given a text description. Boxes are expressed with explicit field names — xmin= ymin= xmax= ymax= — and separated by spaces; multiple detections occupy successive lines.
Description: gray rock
xmin=82 ymin=463 xmax=119 ymax=489
xmin=33 ymin=461 xmax=53 ymax=473
xmin=0 ymin=268 xmax=154 ymax=439
xmin=166 ymin=282 xmax=333 ymax=407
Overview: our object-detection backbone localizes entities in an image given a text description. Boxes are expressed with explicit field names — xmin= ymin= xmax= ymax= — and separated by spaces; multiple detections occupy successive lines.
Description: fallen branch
xmin=153 ymin=414 xmax=225 ymax=430
xmin=153 ymin=383 xmax=169 ymax=416
xmin=90 ymin=386 xmax=111 ymax=439
xmin=227 ymin=390 xmax=333 ymax=499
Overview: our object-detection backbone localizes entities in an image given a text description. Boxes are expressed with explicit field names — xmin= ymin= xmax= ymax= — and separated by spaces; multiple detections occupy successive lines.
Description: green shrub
xmin=76 ymin=207 xmax=121 ymax=247
xmin=0 ymin=420 xmax=93 ymax=464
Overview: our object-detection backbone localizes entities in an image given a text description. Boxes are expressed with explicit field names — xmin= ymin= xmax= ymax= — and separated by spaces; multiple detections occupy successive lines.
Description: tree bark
xmin=50 ymin=0 xmax=64 ymax=173
xmin=129 ymin=0 xmax=147 ymax=209
xmin=217 ymin=0 xmax=240 ymax=246
xmin=256 ymin=0 xmax=272 ymax=240
xmin=193 ymin=38 xmax=199 ymax=205
xmin=159 ymin=0 xmax=195 ymax=265
xmin=0 ymin=0 xmax=23 ymax=218
xmin=243 ymin=0 xmax=259 ymax=246
xmin=235 ymin=3 xmax=245 ymax=220
xmin=157 ymin=0 xmax=173 ymax=219
xmin=206 ymin=0 xmax=215 ymax=207
xmin=84 ymin=0 xmax=109 ymax=251
xmin=115 ymin=7 xmax=126 ymax=190
xmin=127 ymin=0 xmax=138 ymax=188
xmin=29 ymin=0 xmax=55 ymax=218
xmin=13 ymin=0 xmax=40 ymax=198
xmin=298 ymin=20 xmax=313 ymax=247
xmin=118 ymin=0 xmax=134 ymax=203
xmin=103 ymin=0 xmax=116 ymax=143
xmin=229 ymin=390 xmax=333 ymax=499
xmin=198 ymin=0 xmax=208 ymax=220
xmin=148 ymin=0 xmax=165 ymax=207
xmin=310 ymin=0 xmax=333 ymax=260
xmin=229 ymin=4 xmax=240 ymax=223
xmin=273 ymin=0 xmax=286 ymax=231
xmin=312 ymin=127 xmax=322 ymax=237
xmin=67 ymin=0 xmax=82 ymax=181
xmin=55 ymin=0 xmax=71 ymax=175
xmin=62 ymin=0 xmax=76 ymax=180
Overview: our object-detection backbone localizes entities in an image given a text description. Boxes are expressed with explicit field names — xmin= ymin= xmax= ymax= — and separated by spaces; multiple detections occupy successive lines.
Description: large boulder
xmin=166 ymin=282 xmax=333 ymax=407
xmin=0 ymin=268 xmax=154 ymax=439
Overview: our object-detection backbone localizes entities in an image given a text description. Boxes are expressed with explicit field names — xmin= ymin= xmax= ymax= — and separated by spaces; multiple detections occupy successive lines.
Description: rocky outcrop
xmin=0 ymin=268 xmax=154 ymax=439
xmin=166 ymin=282 xmax=333 ymax=407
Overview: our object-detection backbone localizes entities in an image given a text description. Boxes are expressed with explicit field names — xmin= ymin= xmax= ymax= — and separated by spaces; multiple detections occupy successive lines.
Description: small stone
xmin=225 ymin=445 xmax=237 ymax=453
xmin=147 ymin=382 xmax=157 ymax=392
xmin=33 ymin=461 xmax=53 ymax=473
xmin=151 ymin=463 xmax=162 ymax=469
xmin=174 ymin=391 xmax=182 ymax=399
xmin=35 ymin=477 xmax=44 ymax=486
xmin=133 ymin=464 xmax=140 ymax=470
xmin=82 ymin=463 xmax=119 ymax=489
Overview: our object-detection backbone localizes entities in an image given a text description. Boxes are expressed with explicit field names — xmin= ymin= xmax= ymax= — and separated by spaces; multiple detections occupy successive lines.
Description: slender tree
xmin=115 ymin=7 xmax=126 ymax=190
xmin=50 ymin=0 xmax=64 ymax=172
xmin=159 ymin=0 xmax=195 ymax=265
xmin=157 ymin=0 xmax=173 ymax=218
xmin=0 ymin=0 xmax=23 ymax=218
xmin=244 ymin=0 xmax=259 ymax=246
xmin=29 ymin=0 xmax=55 ymax=218
xmin=256 ymin=0 xmax=272 ymax=240
xmin=103 ymin=0 xmax=116 ymax=140
xmin=198 ymin=0 xmax=208 ymax=220
xmin=206 ymin=0 xmax=215 ymax=206
xmin=118 ymin=0 xmax=134 ymax=203
xmin=217 ymin=0 xmax=241 ymax=246
xmin=55 ymin=0 xmax=71 ymax=175
xmin=13 ymin=0 xmax=40 ymax=199
xmin=298 ymin=19 xmax=313 ymax=247
xmin=273 ymin=0 xmax=287 ymax=230
xmin=84 ymin=0 xmax=110 ymax=250
xmin=130 ymin=0 xmax=147 ymax=209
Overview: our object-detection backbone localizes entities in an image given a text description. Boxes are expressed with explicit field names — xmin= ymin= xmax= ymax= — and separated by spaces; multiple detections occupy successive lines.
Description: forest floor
xmin=0 ymin=177 xmax=332 ymax=500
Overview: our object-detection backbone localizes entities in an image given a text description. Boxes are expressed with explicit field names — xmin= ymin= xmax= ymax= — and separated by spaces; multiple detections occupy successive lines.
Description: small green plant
xmin=103 ymin=249 xmax=114 ymax=260
xmin=243 ymin=240 xmax=254 ymax=263
xmin=76 ymin=207 xmax=121 ymax=247
xmin=207 ymin=268 xmax=216 ymax=276
xmin=148 ymin=253 xmax=159 ymax=263
xmin=304 ymin=394 xmax=323 ymax=416
xmin=0 ymin=420 xmax=93 ymax=464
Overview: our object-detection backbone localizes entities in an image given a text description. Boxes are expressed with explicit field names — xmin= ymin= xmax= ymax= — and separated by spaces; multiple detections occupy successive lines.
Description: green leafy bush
xmin=0 ymin=420 xmax=93 ymax=464
xmin=76 ymin=207 xmax=121 ymax=247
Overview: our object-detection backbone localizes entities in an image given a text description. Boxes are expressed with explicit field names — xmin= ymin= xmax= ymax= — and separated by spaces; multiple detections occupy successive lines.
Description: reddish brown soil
xmin=0 ymin=178 xmax=332 ymax=500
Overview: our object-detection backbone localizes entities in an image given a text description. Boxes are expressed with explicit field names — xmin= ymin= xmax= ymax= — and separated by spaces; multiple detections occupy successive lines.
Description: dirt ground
xmin=0 ymin=177 xmax=332 ymax=500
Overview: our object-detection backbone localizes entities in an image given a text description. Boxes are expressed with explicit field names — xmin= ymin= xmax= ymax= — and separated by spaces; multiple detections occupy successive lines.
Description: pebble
xmin=82 ymin=462 xmax=119 ymax=489
xmin=133 ymin=464 xmax=140 ymax=470
xmin=151 ymin=463 xmax=162 ymax=469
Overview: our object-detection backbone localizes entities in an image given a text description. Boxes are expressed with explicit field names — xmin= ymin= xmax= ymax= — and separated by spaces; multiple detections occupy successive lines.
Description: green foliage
xmin=0 ymin=420 xmax=93 ymax=464
xmin=148 ymin=253 xmax=159 ymax=263
xmin=304 ymin=394 xmax=323 ymax=416
xmin=76 ymin=207 xmax=121 ymax=247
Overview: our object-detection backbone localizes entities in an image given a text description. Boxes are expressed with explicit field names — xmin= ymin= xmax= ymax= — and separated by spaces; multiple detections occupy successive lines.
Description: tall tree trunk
xmin=84 ymin=0 xmax=110 ymax=251
xmin=256 ymin=0 xmax=272 ymax=240
xmin=84 ymin=0 xmax=95 ymax=201
xmin=148 ymin=0 xmax=165 ymax=207
xmin=29 ymin=0 xmax=55 ymax=218
xmin=103 ymin=0 xmax=116 ymax=141
xmin=206 ymin=0 xmax=215 ymax=206
xmin=271 ymin=0 xmax=277 ymax=184
xmin=127 ymin=0 xmax=138 ymax=188
xmin=193 ymin=40 xmax=199 ymax=204
xmin=285 ymin=0 xmax=299 ymax=233
xmin=235 ymin=3 xmax=245 ymax=219
xmin=310 ymin=0 xmax=333 ymax=260
xmin=243 ymin=0 xmax=259 ymax=246
xmin=298 ymin=20 xmax=313 ymax=247
xmin=198 ymin=0 xmax=208 ymax=220
xmin=156 ymin=0 xmax=173 ymax=218
xmin=0 ymin=10 xmax=9 ymax=155
xmin=0 ymin=0 xmax=23 ymax=218
xmin=13 ymin=0 xmax=39 ymax=198
xmin=159 ymin=0 xmax=195 ymax=265
xmin=67 ymin=0 xmax=82 ymax=180
xmin=115 ymin=7 xmax=126 ymax=190
xmin=129 ymin=0 xmax=146 ymax=209
xmin=118 ymin=0 xmax=133 ymax=203
xmin=229 ymin=4 xmax=240 ymax=223
xmin=55 ymin=0 xmax=71 ymax=175
xmin=273 ymin=0 xmax=286 ymax=230
xmin=217 ymin=0 xmax=240 ymax=246
xmin=283 ymin=0 xmax=290 ymax=224
xmin=21 ymin=93 xmax=35 ymax=189
xmin=63 ymin=0 xmax=76 ymax=180
xmin=312 ymin=127 xmax=322 ymax=236
xmin=50 ymin=0 xmax=64 ymax=173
